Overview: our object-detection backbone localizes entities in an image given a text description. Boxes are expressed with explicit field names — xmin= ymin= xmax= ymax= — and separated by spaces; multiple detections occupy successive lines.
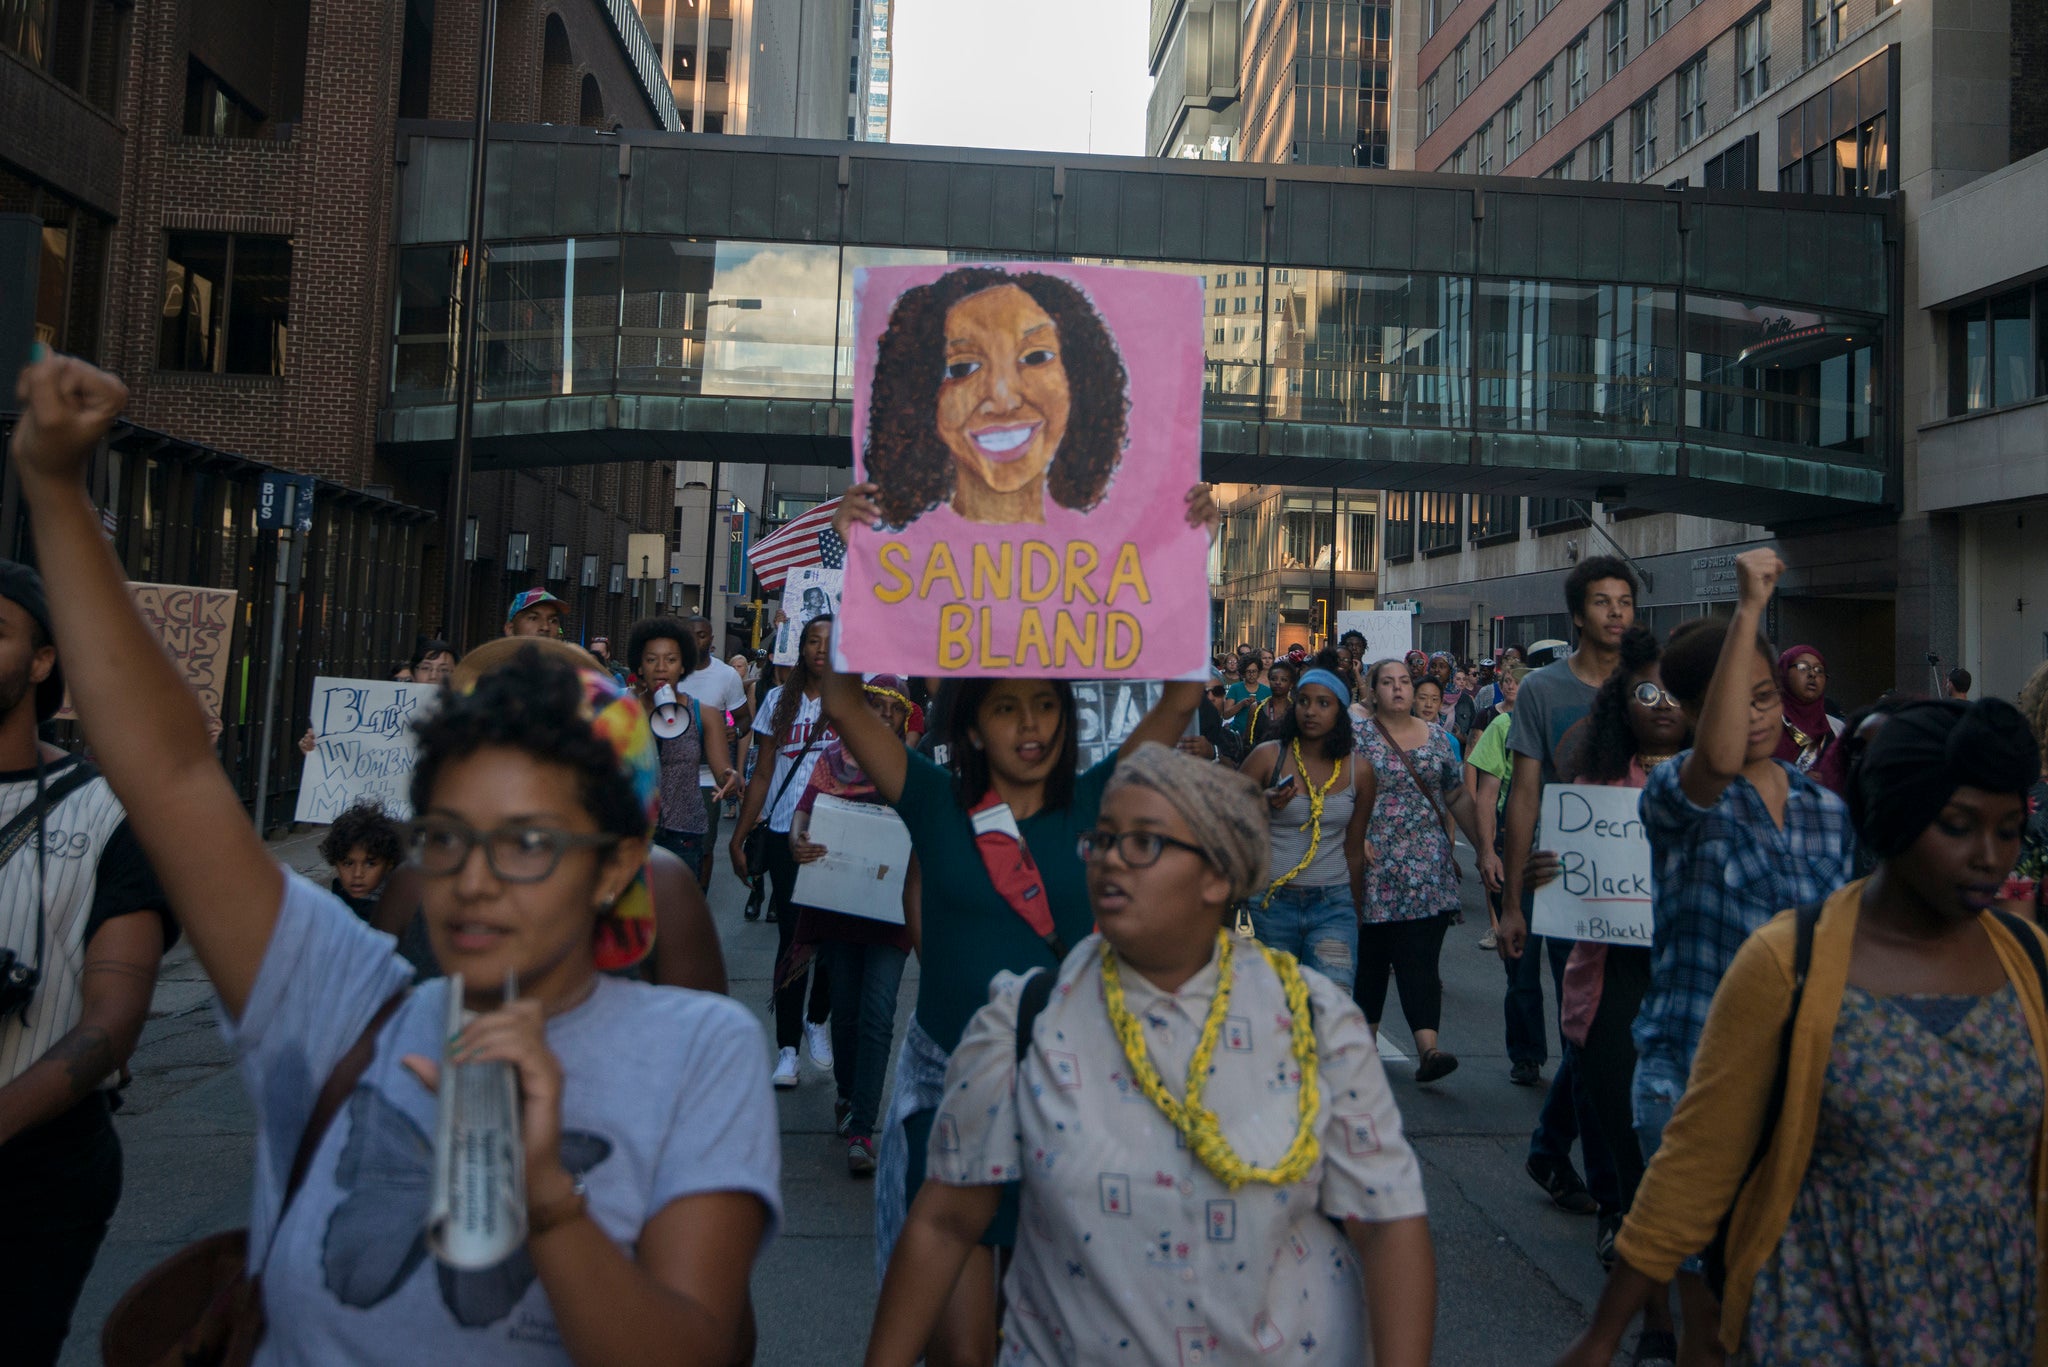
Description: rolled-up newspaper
xmin=428 ymin=972 xmax=527 ymax=1268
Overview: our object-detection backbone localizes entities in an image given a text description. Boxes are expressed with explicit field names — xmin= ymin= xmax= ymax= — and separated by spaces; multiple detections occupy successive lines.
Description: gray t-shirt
xmin=226 ymin=874 xmax=781 ymax=1365
xmin=1506 ymin=658 xmax=1599 ymax=785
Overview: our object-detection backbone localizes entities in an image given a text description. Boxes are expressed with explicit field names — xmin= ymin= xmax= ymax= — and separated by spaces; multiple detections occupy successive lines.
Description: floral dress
xmin=1355 ymin=720 xmax=1463 ymax=924
xmin=1745 ymin=984 xmax=2041 ymax=1365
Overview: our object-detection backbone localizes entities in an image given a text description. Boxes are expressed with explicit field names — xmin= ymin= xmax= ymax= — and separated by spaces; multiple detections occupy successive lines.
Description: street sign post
xmin=253 ymin=475 xmax=311 ymax=837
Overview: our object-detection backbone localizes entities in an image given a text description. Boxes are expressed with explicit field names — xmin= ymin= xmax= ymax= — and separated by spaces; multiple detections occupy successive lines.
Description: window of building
xmin=1603 ymin=2 xmax=1629 ymax=79
xmin=1215 ymin=272 xmax=1228 ymax=286
xmin=1213 ymin=326 xmax=1225 ymax=344
xmin=1549 ymin=151 xmax=1576 ymax=178
xmin=1526 ymin=497 xmax=1583 ymax=530
xmin=1454 ymin=38 xmax=1471 ymax=104
xmin=1630 ymin=92 xmax=1658 ymax=179
xmin=1235 ymin=270 xmax=1248 ymax=286
xmin=1417 ymin=493 xmax=1461 ymax=554
xmin=1479 ymin=6 xmax=1498 ymax=78
xmin=1589 ymin=124 xmax=1615 ymax=181
xmin=1477 ymin=121 xmax=1496 ymax=174
xmin=1736 ymin=6 xmax=1771 ymax=107
xmin=1776 ymin=62 xmax=1891 ymax=198
xmin=1214 ymin=299 xmax=1226 ymax=316
xmin=1566 ymin=36 xmax=1589 ymax=109
xmin=1677 ymin=55 xmax=1708 ymax=147
xmin=1949 ymin=282 xmax=2047 ymax=414
xmin=1424 ymin=0 xmax=1441 ymax=39
xmin=1805 ymin=0 xmax=1848 ymax=63
xmin=1233 ymin=326 xmax=1246 ymax=343
xmin=158 ymin=232 xmax=291 ymax=375
xmin=1504 ymin=96 xmax=1525 ymax=162
xmin=1424 ymin=73 xmax=1439 ymax=135
xmin=1703 ymin=133 xmax=1760 ymax=188
xmin=1234 ymin=296 xmax=1247 ymax=313
xmin=1451 ymin=146 xmax=1469 ymax=173
xmin=1535 ymin=63 xmax=1555 ymax=135
xmin=184 ymin=58 xmax=267 ymax=138
xmin=1647 ymin=0 xmax=1671 ymax=42
xmin=1384 ymin=491 xmax=1416 ymax=561
xmin=1507 ymin=0 xmax=1527 ymax=49
xmin=1470 ymin=495 xmax=1519 ymax=541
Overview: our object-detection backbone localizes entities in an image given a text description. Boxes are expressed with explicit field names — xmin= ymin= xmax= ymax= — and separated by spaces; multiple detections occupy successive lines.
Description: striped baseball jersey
xmin=0 ymin=753 xmax=173 ymax=1091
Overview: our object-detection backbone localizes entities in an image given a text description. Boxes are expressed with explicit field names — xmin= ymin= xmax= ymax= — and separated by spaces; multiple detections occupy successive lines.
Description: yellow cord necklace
xmin=1100 ymin=931 xmax=1321 ymax=1190
xmin=1261 ymin=738 xmax=1344 ymax=909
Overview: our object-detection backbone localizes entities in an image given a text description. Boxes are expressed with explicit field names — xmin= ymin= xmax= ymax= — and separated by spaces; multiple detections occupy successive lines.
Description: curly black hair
xmin=410 ymin=647 xmax=647 ymax=843
xmin=943 ymin=677 xmax=1079 ymax=811
xmin=1661 ymin=616 xmax=1775 ymax=712
xmin=319 ymin=800 xmax=406 ymax=869
xmin=1274 ymin=650 xmax=1354 ymax=760
xmin=1578 ymin=626 xmax=1676 ymax=784
xmin=864 ymin=267 xmax=1130 ymax=528
xmin=626 ymin=616 xmax=699 ymax=680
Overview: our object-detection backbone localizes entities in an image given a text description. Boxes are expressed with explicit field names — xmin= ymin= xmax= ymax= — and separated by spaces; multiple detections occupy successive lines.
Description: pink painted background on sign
xmin=838 ymin=262 xmax=1209 ymax=679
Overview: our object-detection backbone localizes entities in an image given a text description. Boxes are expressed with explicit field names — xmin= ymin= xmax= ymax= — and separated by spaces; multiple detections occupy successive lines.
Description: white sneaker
xmin=806 ymin=1020 xmax=834 ymax=1070
xmin=772 ymin=1046 xmax=800 ymax=1089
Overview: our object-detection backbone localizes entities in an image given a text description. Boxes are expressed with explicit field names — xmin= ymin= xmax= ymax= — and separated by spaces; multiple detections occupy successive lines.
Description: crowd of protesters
xmin=10 ymin=346 xmax=2048 ymax=1367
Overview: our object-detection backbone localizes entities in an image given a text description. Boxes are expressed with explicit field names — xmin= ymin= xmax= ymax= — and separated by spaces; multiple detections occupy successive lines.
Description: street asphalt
xmin=59 ymin=830 xmax=1624 ymax=1365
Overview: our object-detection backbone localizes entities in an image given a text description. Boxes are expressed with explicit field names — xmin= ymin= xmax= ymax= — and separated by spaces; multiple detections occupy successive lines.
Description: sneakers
xmin=1595 ymin=1210 xmax=1622 ymax=1270
xmin=806 ymin=1020 xmax=834 ymax=1070
xmin=1510 ymin=1059 xmax=1542 ymax=1086
xmin=772 ymin=1046 xmax=800 ymax=1089
xmin=834 ymin=1096 xmax=854 ymax=1136
xmin=1526 ymin=1154 xmax=1600 ymax=1215
xmin=1477 ymin=929 xmax=1498 ymax=950
xmin=846 ymin=1136 xmax=877 ymax=1176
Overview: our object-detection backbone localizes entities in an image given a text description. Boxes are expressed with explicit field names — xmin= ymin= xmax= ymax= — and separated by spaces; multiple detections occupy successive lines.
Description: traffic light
xmin=1312 ymin=597 xmax=1330 ymax=642
xmin=729 ymin=599 xmax=763 ymax=650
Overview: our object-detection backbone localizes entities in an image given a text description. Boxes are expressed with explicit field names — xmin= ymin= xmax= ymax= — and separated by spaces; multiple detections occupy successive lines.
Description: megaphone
xmin=650 ymin=685 xmax=691 ymax=740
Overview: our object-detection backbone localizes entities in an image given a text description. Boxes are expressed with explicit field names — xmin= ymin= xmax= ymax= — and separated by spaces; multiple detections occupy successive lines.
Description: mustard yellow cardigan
xmin=1612 ymin=879 xmax=2048 ymax=1357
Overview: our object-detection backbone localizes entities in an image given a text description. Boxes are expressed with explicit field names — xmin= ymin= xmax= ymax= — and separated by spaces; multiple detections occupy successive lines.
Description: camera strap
xmin=0 ymin=757 xmax=99 ymax=974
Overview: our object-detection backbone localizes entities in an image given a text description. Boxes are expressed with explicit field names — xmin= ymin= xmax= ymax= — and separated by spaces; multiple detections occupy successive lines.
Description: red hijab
xmin=1774 ymin=644 xmax=1844 ymax=792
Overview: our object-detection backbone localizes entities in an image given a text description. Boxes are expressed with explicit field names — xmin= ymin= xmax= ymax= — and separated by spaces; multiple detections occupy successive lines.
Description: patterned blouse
xmin=929 ymin=935 xmax=1427 ymax=1365
xmin=1355 ymin=720 xmax=1465 ymax=924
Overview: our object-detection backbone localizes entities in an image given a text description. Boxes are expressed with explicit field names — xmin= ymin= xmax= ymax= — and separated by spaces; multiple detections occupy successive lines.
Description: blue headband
xmin=1295 ymin=668 xmax=1350 ymax=701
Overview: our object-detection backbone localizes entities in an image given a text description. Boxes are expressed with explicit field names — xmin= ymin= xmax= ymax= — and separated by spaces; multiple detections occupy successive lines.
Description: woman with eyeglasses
xmin=867 ymin=744 xmax=1435 ymax=1367
xmin=1773 ymin=646 xmax=1847 ymax=795
xmin=825 ymin=481 xmax=1213 ymax=1367
xmin=9 ymin=354 xmax=779 ymax=1364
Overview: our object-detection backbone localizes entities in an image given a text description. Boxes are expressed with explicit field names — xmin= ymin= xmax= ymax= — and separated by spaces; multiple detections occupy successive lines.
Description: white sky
xmin=888 ymin=0 xmax=1151 ymax=156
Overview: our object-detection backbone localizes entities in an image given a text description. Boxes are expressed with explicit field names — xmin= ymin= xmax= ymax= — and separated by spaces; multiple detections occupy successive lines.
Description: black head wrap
xmin=1850 ymin=699 xmax=2041 ymax=858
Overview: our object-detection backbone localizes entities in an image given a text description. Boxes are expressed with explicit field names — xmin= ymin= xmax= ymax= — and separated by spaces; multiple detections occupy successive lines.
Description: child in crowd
xmin=317 ymin=800 xmax=405 ymax=922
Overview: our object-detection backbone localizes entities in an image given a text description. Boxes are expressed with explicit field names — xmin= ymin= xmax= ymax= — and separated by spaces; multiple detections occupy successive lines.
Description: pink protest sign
xmin=838 ymin=262 xmax=1209 ymax=678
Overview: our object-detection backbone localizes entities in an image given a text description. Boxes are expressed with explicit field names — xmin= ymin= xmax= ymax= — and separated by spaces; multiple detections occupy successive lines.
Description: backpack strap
xmin=1991 ymin=910 xmax=2048 ymax=1004
xmin=1013 ymin=968 xmax=1058 ymax=1065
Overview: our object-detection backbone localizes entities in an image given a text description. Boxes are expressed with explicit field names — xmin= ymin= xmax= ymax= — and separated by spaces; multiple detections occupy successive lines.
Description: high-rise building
xmin=633 ymin=0 xmax=876 ymax=138
xmin=1379 ymin=0 xmax=2045 ymax=694
xmin=1148 ymin=0 xmax=1242 ymax=159
xmin=857 ymin=0 xmax=893 ymax=142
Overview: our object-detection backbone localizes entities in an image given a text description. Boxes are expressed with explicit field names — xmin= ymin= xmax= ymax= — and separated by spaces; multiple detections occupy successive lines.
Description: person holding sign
xmin=1240 ymin=652 xmax=1373 ymax=992
xmin=10 ymin=353 xmax=780 ymax=1367
xmin=827 ymin=484 xmax=1214 ymax=1367
xmin=787 ymin=676 xmax=918 ymax=1178
xmin=867 ymin=744 xmax=1436 ymax=1367
xmin=1354 ymin=660 xmax=1489 ymax=1083
xmin=1556 ymin=697 xmax=2048 ymax=1367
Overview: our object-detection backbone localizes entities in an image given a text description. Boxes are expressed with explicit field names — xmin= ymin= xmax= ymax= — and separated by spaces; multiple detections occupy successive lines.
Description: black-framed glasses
xmin=1205 ymin=685 xmax=1228 ymax=697
xmin=1076 ymin=829 xmax=1210 ymax=868
xmin=410 ymin=821 xmax=621 ymax=883
xmin=1788 ymin=661 xmax=1827 ymax=678
xmin=1632 ymin=681 xmax=1681 ymax=710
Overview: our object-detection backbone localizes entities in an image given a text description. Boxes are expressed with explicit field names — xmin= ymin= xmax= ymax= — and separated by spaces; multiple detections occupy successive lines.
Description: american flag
xmin=746 ymin=497 xmax=841 ymax=594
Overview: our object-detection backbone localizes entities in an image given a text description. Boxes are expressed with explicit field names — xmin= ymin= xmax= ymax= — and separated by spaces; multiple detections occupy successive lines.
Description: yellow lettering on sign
xmin=975 ymin=607 xmax=1013 ymax=668
xmin=918 ymin=543 xmax=965 ymax=600
xmin=875 ymin=542 xmax=913 ymax=604
xmin=1015 ymin=608 xmax=1051 ymax=669
xmin=1052 ymin=612 xmax=1099 ymax=669
xmin=1105 ymin=612 xmax=1142 ymax=670
xmin=1021 ymin=542 xmax=1059 ymax=603
xmin=1105 ymin=543 xmax=1152 ymax=606
xmin=970 ymin=543 xmax=1013 ymax=600
xmin=1061 ymin=542 xmax=1100 ymax=605
xmin=937 ymin=604 xmax=973 ymax=669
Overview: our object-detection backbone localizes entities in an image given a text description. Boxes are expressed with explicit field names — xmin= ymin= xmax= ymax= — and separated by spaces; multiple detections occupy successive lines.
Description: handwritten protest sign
xmin=1073 ymin=679 xmax=1167 ymax=770
xmin=1333 ymin=610 xmax=1413 ymax=664
xmin=772 ymin=567 xmax=843 ymax=666
xmin=293 ymin=677 xmax=441 ymax=823
xmin=56 ymin=582 xmax=238 ymax=727
xmin=792 ymin=795 xmax=912 ymax=922
xmin=837 ymin=262 xmax=1209 ymax=678
xmin=1530 ymin=783 xmax=1655 ymax=945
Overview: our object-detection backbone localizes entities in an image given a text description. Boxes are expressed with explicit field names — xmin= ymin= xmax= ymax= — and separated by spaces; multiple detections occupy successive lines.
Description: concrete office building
xmin=632 ymin=0 xmax=878 ymax=138
xmin=1380 ymin=0 xmax=2045 ymax=696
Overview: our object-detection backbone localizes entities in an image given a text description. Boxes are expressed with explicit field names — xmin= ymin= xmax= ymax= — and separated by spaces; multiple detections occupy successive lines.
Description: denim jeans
xmin=1529 ymin=1043 xmax=1621 ymax=1212
xmin=820 ymin=939 xmax=909 ymax=1139
xmin=1251 ymin=883 xmax=1358 ymax=991
xmin=0 ymin=1095 xmax=121 ymax=1367
xmin=1503 ymin=930 xmax=1574 ymax=1066
xmin=1632 ymin=1052 xmax=1703 ymax=1271
xmin=653 ymin=827 xmax=706 ymax=879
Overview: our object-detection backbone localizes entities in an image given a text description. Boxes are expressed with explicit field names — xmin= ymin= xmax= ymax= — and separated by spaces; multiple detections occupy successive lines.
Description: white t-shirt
xmin=751 ymin=687 xmax=832 ymax=833
xmin=679 ymin=657 xmax=750 ymax=788
xmin=229 ymin=874 xmax=781 ymax=1365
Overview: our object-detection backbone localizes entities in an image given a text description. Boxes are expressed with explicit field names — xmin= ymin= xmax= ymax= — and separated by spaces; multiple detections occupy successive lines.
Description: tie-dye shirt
xmin=929 ymin=935 xmax=1427 ymax=1365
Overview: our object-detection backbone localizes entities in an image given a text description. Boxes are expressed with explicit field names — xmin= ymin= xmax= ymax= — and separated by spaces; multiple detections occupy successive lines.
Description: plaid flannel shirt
xmin=1631 ymin=753 xmax=1856 ymax=1078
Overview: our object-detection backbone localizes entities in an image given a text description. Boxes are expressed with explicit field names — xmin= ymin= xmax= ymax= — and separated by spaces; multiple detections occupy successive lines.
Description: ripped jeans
xmin=1250 ymin=883 xmax=1358 ymax=991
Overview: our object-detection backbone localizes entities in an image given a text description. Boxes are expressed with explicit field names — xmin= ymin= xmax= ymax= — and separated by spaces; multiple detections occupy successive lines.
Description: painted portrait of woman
xmin=863 ymin=266 xmax=1131 ymax=528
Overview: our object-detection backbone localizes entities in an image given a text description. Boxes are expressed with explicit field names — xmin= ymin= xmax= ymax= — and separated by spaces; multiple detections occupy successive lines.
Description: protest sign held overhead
xmin=1529 ymin=783 xmax=1656 ymax=945
xmin=294 ymin=676 xmax=441 ymax=823
xmin=837 ymin=263 xmax=1209 ymax=678
xmin=56 ymin=582 xmax=237 ymax=727
xmin=1333 ymin=609 xmax=1413 ymax=663
xmin=772 ymin=567 xmax=843 ymax=666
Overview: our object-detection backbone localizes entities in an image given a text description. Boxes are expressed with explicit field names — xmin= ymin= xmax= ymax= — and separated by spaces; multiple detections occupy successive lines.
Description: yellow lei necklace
xmin=1261 ymin=738 xmax=1344 ymax=909
xmin=1099 ymin=930 xmax=1321 ymax=1190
